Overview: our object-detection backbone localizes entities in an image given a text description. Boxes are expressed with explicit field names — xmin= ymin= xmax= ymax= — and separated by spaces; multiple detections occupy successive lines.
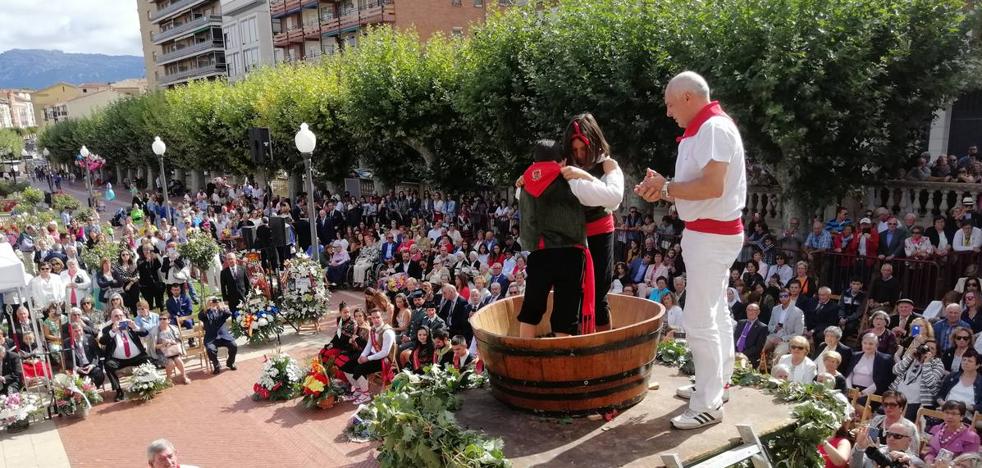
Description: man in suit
xmin=100 ymin=309 xmax=151 ymax=401
xmin=806 ymin=286 xmax=841 ymax=345
xmin=488 ymin=263 xmax=510 ymax=293
xmin=64 ymin=321 xmax=105 ymax=387
xmin=888 ymin=298 xmax=920 ymax=339
xmin=733 ymin=303 xmax=768 ymax=367
xmin=0 ymin=345 xmax=22 ymax=395
xmin=876 ymin=217 xmax=906 ymax=259
xmin=220 ymin=253 xmax=249 ymax=313
xmin=379 ymin=233 xmax=399 ymax=262
xmin=438 ymin=284 xmax=473 ymax=343
xmin=198 ymin=297 xmax=238 ymax=375
xmin=763 ymin=288 xmax=805 ymax=359
xmin=395 ymin=251 xmax=422 ymax=279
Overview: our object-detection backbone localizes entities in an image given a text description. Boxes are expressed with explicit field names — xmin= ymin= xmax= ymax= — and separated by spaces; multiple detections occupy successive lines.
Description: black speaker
xmin=241 ymin=225 xmax=257 ymax=249
xmin=249 ymin=127 xmax=271 ymax=164
xmin=269 ymin=215 xmax=289 ymax=247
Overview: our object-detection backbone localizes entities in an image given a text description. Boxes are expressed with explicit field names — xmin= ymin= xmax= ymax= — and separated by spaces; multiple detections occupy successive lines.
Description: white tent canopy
xmin=0 ymin=242 xmax=29 ymax=294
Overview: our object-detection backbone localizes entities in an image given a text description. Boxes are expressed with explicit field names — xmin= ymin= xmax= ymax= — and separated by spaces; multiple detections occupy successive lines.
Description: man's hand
xmin=514 ymin=175 xmax=524 ymax=188
xmin=634 ymin=169 xmax=666 ymax=202
xmin=560 ymin=166 xmax=591 ymax=181
xmin=357 ymin=356 xmax=368 ymax=364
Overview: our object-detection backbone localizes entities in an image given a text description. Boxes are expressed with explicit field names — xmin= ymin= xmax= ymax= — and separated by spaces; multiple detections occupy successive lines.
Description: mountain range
xmin=0 ymin=49 xmax=144 ymax=90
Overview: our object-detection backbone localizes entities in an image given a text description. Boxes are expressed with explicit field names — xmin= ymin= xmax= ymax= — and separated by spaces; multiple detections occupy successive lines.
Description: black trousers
xmin=340 ymin=357 xmax=382 ymax=380
xmin=105 ymin=354 xmax=150 ymax=392
xmin=206 ymin=338 xmax=238 ymax=368
xmin=518 ymin=248 xmax=584 ymax=335
xmin=588 ymin=231 xmax=614 ymax=326
xmin=76 ymin=364 xmax=106 ymax=388
xmin=140 ymin=285 xmax=164 ymax=311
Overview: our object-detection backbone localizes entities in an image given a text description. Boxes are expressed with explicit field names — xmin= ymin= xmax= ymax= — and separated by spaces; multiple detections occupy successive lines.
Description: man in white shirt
xmin=342 ymin=310 xmax=395 ymax=405
xmin=635 ymin=71 xmax=746 ymax=430
xmin=951 ymin=220 xmax=982 ymax=252
xmin=29 ymin=261 xmax=65 ymax=311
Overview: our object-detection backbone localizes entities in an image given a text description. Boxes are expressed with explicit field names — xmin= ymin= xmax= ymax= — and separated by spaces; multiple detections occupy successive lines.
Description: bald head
xmin=666 ymin=71 xmax=711 ymax=99
xmin=665 ymin=71 xmax=712 ymax=129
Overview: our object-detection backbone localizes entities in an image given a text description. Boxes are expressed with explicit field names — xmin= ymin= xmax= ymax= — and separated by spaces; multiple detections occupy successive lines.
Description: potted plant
xmin=53 ymin=373 xmax=104 ymax=417
xmin=301 ymin=357 xmax=344 ymax=409
xmin=0 ymin=392 xmax=41 ymax=432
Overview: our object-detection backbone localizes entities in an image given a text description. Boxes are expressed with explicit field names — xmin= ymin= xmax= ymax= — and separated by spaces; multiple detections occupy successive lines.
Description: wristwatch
xmin=660 ymin=179 xmax=672 ymax=200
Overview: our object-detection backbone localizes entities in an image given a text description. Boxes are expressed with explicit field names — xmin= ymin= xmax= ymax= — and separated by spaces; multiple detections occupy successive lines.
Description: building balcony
xmin=337 ymin=4 xmax=394 ymax=33
xmin=152 ymin=15 xmax=223 ymax=44
xmin=157 ymin=40 xmax=224 ymax=65
xmin=320 ymin=17 xmax=340 ymax=35
xmin=273 ymin=32 xmax=290 ymax=48
xmin=159 ymin=62 xmax=227 ymax=87
xmin=150 ymin=0 xmax=207 ymax=23
xmin=304 ymin=23 xmax=321 ymax=39
xmin=271 ymin=0 xmax=302 ymax=18
xmin=301 ymin=0 xmax=319 ymax=8
xmin=288 ymin=28 xmax=305 ymax=43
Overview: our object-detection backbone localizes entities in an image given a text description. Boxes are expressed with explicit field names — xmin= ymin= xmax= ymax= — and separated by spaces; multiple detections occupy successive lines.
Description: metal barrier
xmin=812 ymin=251 xmax=943 ymax=309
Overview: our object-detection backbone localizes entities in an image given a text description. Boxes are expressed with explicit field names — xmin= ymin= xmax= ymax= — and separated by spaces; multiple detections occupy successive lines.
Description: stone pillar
xmin=115 ymin=166 xmax=123 ymax=186
xmin=189 ymin=170 xmax=203 ymax=193
xmin=288 ymin=172 xmax=301 ymax=199
xmin=146 ymin=165 xmax=156 ymax=192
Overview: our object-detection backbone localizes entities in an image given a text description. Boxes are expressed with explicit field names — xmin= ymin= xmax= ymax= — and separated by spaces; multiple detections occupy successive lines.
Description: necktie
xmin=736 ymin=322 xmax=752 ymax=352
xmin=76 ymin=340 xmax=88 ymax=366
xmin=122 ymin=332 xmax=132 ymax=358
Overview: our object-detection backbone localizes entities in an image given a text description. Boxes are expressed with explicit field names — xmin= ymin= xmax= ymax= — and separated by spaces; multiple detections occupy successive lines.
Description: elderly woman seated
xmin=776 ymin=335 xmax=817 ymax=384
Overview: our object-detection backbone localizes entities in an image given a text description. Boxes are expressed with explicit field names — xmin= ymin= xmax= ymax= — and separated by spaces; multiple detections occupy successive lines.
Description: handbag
xmin=163 ymin=343 xmax=183 ymax=358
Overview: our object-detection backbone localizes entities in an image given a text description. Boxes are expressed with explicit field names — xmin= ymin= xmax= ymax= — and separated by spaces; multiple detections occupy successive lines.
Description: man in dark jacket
xmin=100 ymin=309 xmax=150 ymax=401
xmin=733 ymin=303 xmax=769 ymax=367
xmin=220 ymin=253 xmax=249 ymax=313
xmin=516 ymin=140 xmax=590 ymax=338
xmin=0 ymin=346 xmax=22 ymax=395
xmin=198 ymin=297 xmax=237 ymax=375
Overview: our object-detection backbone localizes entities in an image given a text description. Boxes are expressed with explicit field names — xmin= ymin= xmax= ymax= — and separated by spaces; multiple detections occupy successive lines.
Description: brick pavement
xmin=51 ymin=289 xmax=379 ymax=468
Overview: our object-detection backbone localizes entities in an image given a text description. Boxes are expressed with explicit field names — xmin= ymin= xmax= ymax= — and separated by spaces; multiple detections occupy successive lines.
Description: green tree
xmin=0 ymin=129 xmax=23 ymax=160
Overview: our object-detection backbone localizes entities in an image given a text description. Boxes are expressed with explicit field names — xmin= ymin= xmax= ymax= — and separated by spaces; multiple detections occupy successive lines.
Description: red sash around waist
xmin=685 ymin=218 xmax=743 ymax=235
xmin=586 ymin=214 xmax=615 ymax=237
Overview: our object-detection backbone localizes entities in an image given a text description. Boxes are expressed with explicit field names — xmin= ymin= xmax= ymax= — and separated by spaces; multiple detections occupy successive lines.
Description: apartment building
xmin=269 ymin=0 xmax=489 ymax=64
xmin=221 ymin=0 xmax=276 ymax=81
xmin=137 ymin=0 xmax=228 ymax=89
xmin=40 ymin=80 xmax=149 ymax=124
xmin=0 ymin=91 xmax=36 ymax=129
xmin=31 ymin=83 xmax=81 ymax=128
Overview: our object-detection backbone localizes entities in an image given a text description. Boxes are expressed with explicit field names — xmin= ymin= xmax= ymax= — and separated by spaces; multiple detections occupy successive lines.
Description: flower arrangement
xmin=0 ymin=392 xmax=42 ymax=429
xmin=127 ymin=362 xmax=171 ymax=402
xmin=253 ymin=353 xmax=302 ymax=401
xmin=301 ymin=357 xmax=344 ymax=409
xmin=384 ymin=273 xmax=409 ymax=293
xmin=178 ymin=229 xmax=221 ymax=273
xmin=280 ymin=254 xmax=331 ymax=328
xmin=52 ymin=373 xmax=103 ymax=417
xmin=231 ymin=289 xmax=284 ymax=345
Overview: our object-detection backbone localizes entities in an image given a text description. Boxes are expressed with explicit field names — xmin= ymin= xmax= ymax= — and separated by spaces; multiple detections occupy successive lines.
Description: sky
xmin=0 ymin=1 xmax=143 ymax=56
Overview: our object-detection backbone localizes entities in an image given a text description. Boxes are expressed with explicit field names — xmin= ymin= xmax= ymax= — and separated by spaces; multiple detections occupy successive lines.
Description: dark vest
xmin=584 ymin=162 xmax=612 ymax=223
xmin=520 ymin=177 xmax=586 ymax=250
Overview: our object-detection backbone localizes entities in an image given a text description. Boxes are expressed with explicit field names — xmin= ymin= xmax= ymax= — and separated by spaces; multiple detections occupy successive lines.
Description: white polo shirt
xmin=674 ymin=115 xmax=746 ymax=222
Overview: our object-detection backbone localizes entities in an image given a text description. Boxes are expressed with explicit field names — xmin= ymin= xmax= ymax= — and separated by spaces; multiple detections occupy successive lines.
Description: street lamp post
xmin=151 ymin=137 xmax=173 ymax=225
xmin=42 ymin=148 xmax=51 ymax=192
xmin=80 ymin=145 xmax=93 ymax=208
xmin=294 ymin=123 xmax=319 ymax=264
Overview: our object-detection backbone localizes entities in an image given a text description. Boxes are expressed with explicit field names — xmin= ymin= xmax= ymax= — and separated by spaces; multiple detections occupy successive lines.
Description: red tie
xmin=122 ymin=333 xmax=131 ymax=358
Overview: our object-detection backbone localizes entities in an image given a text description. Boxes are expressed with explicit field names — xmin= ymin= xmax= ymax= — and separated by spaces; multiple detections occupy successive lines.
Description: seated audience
xmin=0 ymin=346 xmax=22 ymax=395
xmin=867 ymin=391 xmax=920 ymax=453
xmin=890 ymin=336 xmax=944 ymax=420
xmin=734 ymin=303 xmax=768 ymax=368
xmin=776 ymin=335 xmax=817 ymax=384
xmin=943 ymin=326 xmax=976 ymax=372
xmin=936 ymin=348 xmax=982 ymax=411
xmin=64 ymin=322 xmax=105 ymax=388
xmin=814 ymin=326 xmax=852 ymax=375
xmin=923 ymin=400 xmax=980 ymax=465
xmin=341 ymin=310 xmax=396 ymax=405
xmin=845 ymin=333 xmax=894 ymax=397
xmin=100 ymin=308 xmax=151 ymax=401
xmin=849 ymin=422 xmax=922 ymax=468
xmin=148 ymin=314 xmax=191 ymax=385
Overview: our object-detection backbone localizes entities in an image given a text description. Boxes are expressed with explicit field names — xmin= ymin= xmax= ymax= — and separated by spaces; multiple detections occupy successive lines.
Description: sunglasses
xmin=886 ymin=432 xmax=909 ymax=440
xmin=882 ymin=402 xmax=900 ymax=408
xmin=955 ymin=335 xmax=972 ymax=341
xmin=790 ymin=345 xmax=806 ymax=350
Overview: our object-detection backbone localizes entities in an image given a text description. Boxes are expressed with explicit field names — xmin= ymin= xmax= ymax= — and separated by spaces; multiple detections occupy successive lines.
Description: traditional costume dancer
xmin=516 ymin=140 xmax=595 ymax=338
xmin=637 ymin=71 xmax=747 ymax=429
xmin=561 ymin=114 xmax=624 ymax=332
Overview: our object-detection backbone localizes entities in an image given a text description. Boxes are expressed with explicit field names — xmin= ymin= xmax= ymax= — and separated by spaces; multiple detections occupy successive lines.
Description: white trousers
xmin=353 ymin=260 xmax=373 ymax=284
xmin=680 ymin=229 xmax=744 ymax=412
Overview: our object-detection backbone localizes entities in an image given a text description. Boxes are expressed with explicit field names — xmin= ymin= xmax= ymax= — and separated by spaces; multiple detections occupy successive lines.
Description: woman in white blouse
xmin=662 ymin=292 xmax=684 ymax=339
xmin=776 ymin=335 xmax=817 ymax=384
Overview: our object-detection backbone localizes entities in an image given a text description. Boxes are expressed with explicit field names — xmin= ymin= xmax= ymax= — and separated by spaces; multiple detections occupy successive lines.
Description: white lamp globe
xmin=294 ymin=123 xmax=316 ymax=154
xmin=152 ymin=136 xmax=166 ymax=156
xmin=79 ymin=145 xmax=89 ymax=157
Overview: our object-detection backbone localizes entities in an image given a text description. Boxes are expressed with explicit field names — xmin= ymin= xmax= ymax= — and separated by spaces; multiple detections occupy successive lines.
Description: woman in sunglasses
xmin=942 ymin=326 xmax=975 ymax=373
xmin=775 ymin=335 xmax=816 ymax=384
xmin=866 ymin=390 xmax=920 ymax=454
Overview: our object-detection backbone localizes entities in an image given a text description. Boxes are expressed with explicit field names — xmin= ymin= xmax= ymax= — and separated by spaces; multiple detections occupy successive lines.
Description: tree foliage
xmin=35 ymin=0 xmax=979 ymax=204
xmin=0 ymin=129 xmax=23 ymax=159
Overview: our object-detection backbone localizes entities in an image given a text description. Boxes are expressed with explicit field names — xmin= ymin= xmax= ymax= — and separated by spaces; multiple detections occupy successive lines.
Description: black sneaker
xmin=114 ymin=390 xmax=125 ymax=402
xmin=227 ymin=363 xmax=237 ymax=371
xmin=212 ymin=367 xmax=221 ymax=375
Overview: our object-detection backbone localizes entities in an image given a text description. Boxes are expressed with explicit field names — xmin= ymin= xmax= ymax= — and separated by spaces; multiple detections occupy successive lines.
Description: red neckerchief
xmin=522 ymin=162 xmax=562 ymax=198
xmin=676 ymin=101 xmax=730 ymax=143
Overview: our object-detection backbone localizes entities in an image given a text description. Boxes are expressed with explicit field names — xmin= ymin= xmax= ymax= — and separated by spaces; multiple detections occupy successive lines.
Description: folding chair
xmin=662 ymin=424 xmax=771 ymax=468
xmin=860 ymin=394 xmax=884 ymax=423
xmin=179 ymin=323 xmax=209 ymax=372
xmin=915 ymin=407 xmax=946 ymax=453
